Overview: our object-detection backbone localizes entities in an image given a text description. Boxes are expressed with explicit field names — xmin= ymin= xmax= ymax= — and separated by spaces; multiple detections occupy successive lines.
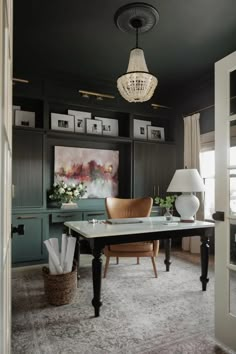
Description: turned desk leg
xmin=91 ymin=246 xmax=103 ymax=317
xmin=75 ymin=236 xmax=80 ymax=280
xmin=164 ymin=238 xmax=172 ymax=271
xmin=67 ymin=229 xmax=80 ymax=281
xmin=200 ymin=234 xmax=210 ymax=291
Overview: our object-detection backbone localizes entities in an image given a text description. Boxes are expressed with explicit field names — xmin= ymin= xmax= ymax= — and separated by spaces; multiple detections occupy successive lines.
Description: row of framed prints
xmin=133 ymin=119 xmax=165 ymax=142
xmin=13 ymin=107 xmax=165 ymax=142
xmin=51 ymin=111 xmax=119 ymax=136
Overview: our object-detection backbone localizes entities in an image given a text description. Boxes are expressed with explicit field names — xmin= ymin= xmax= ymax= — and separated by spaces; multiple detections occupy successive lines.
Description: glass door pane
xmin=230 ymin=223 xmax=236 ymax=266
xmin=230 ymin=270 xmax=236 ymax=316
xmin=230 ymin=70 xmax=236 ymax=116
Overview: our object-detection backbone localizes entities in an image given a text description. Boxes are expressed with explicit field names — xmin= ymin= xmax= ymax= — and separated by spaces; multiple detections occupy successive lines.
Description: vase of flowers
xmin=154 ymin=195 xmax=177 ymax=220
xmin=48 ymin=180 xmax=87 ymax=209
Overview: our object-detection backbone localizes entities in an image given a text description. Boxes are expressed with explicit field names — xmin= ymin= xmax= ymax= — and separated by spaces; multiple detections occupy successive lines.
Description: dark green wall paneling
xmin=12 ymin=130 xmax=44 ymax=208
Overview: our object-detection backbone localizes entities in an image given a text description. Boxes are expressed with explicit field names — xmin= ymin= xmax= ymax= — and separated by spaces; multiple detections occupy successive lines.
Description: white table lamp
xmin=167 ymin=169 xmax=205 ymax=222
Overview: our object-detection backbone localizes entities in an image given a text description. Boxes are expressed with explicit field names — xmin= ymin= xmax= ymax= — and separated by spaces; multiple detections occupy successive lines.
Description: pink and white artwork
xmin=54 ymin=146 xmax=119 ymax=198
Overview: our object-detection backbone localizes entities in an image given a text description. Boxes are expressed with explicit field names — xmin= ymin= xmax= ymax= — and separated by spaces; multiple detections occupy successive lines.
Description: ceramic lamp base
xmin=175 ymin=193 xmax=199 ymax=222
xmin=61 ymin=202 xmax=78 ymax=209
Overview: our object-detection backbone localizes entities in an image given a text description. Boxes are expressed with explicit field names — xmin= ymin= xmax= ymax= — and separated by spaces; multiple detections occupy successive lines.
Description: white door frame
xmin=0 ymin=0 xmax=13 ymax=352
xmin=215 ymin=51 xmax=236 ymax=351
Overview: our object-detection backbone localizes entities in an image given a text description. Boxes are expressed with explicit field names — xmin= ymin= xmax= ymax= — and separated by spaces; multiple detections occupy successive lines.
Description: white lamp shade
xmin=167 ymin=169 xmax=205 ymax=193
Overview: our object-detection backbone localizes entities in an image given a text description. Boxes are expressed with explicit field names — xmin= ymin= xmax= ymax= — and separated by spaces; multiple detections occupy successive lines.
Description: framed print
xmin=95 ymin=117 xmax=119 ymax=136
xmin=147 ymin=125 xmax=165 ymax=141
xmin=13 ymin=105 xmax=21 ymax=115
xmin=133 ymin=119 xmax=151 ymax=139
xmin=15 ymin=110 xmax=35 ymax=128
xmin=54 ymin=146 xmax=119 ymax=198
xmin=86 ymin=118 xmax=102 ymax=135
xmin=13 ymin=105 xmax=21 ymax=123
xmin=51 ymin=113 xmax=74 ymax=132
xmin=68 ymin=109 xmax=91 ymax=133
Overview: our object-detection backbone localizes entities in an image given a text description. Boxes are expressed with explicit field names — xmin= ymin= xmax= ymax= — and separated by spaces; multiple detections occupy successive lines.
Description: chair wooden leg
xmin=116 ymin=257 xmax=119 ymax=264
xmin=151 ymin=257 xmax=158 ymax=278
xmin=103 ymin=256 xmax=110 ymax=278
xmin=137 ymin=257 xmax=140 ymax=264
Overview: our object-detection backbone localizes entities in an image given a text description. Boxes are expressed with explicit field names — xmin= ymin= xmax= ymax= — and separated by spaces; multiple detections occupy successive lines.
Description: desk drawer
xmin=83 ymin=211 xmax=106 ymax=221
xmin=51 ymin=211 xmax=82 ymax=224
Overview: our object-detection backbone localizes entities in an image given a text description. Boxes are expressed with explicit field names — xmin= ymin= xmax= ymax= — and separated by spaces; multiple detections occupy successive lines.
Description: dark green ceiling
xmin=13 ymin=0 xmax=236 ymax=97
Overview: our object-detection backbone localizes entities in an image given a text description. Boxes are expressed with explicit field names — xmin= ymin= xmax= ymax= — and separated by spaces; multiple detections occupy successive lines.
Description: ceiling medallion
xmin=115 ymin=3 xmax=159 ymax=103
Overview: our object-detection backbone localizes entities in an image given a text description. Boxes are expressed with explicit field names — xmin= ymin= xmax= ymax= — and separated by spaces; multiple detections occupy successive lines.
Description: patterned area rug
xmin=12 ymin=252 xmax=235 ymax=354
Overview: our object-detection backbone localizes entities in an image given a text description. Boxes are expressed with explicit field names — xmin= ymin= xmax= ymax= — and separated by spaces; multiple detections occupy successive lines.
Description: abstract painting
xmin=54 ymin=146 xmax=119 ymax=198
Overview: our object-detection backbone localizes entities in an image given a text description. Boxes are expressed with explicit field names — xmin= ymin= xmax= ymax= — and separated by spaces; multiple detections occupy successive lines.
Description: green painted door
xmin=12 ymin=214 xmax=48 ymax=263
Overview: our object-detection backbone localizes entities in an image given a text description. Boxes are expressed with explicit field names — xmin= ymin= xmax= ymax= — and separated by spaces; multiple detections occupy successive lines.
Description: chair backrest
xmin=105 ymin=197 xmax=153 ymax=219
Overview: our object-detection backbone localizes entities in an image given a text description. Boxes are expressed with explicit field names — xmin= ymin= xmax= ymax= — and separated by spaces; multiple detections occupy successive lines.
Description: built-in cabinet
xmin=133 ymin=141 xmax=176 ymax=198
xmin=12 ymin=209 xmax=107 ymax=264
xmin=12 ymin=213 xmax=48 ymax=263
xmin=12 ymin=77 xmax=176 ymax=265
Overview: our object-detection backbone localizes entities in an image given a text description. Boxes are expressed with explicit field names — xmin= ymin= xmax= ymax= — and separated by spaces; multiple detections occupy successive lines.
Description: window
xmin=200 ymin=150 xmax=215 ymax=220
xmin=200 ymin=146 xmax=236 ymax=220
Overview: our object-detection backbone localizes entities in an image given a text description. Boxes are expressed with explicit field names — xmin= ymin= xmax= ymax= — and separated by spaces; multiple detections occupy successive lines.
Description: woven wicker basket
xmin=42 ymin=264 xmax=77 ymax=306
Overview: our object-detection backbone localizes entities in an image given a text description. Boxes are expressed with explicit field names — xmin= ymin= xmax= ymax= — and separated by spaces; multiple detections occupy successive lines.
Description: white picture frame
xmin=86 ymin=118 xmax=102 ymax=135
xmin=133 ymin=119 xmax=151 ymax=139
xmin=13 ymin=105 xmax=21 ymax=114
xmin=51 ymin=113 xmax=74 ymax=132
xmin=95 ymin=117 xmax=119 ymax=136
xmin=147 ymin=125 xmax=165 ymax=141
xmin=68 ymin=110 xmax=91 ymax=133
xmin=15 ymin=110 xmax=35 ymax=128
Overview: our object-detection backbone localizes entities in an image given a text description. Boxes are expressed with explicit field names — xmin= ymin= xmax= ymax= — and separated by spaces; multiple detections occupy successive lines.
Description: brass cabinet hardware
xmin=13 ymin=77 xmax=29 ymax=84
xmin=56 ymin=214 xmax=75 ymax=218
xmin=78 ymin=89 xmax=115 ymax=99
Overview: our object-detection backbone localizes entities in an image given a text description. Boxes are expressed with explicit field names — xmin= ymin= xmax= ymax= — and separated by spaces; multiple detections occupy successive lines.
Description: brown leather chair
xmin=103 ymin=197 xmax=159 ymax=278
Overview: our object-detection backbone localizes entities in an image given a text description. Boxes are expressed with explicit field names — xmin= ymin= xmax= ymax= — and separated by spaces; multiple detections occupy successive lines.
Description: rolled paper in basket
xmin=49 ymin=255 xmax=57 ymax=275
xmin=49 ymin=238 xmax=60 ymax=259
xmin=60 ymin=234 xmax=67 ymax=272
xmin=44 ymin=240 xmax=63 ymax=274
xmin=64 ymin=236 xmax=76 ymax=273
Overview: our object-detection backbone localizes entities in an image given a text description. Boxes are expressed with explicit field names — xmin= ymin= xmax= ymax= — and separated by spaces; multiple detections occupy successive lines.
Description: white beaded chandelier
xmin=115 ymin=3 xmax=159 ymax=103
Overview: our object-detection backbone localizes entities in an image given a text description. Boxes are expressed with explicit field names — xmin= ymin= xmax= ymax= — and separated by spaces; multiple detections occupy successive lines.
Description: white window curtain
xmin=182 ymin=113 xmax=203 ymax=253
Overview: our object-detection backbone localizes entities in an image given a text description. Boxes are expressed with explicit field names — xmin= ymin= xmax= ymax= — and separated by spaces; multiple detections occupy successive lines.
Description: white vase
xmin=61 ymin=202 xmax=78 ymax=209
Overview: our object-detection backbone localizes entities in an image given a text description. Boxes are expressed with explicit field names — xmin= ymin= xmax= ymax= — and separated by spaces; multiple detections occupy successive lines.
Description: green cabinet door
xmin=12 ymin=130 xmax=44 ymax=208
xmin=133 ymin=142 xmax=176 ymax=198
xmin=12 ymin=213 xmax=48 ymax=264
xmin=49 ymin=210 xmax=83 ymax=249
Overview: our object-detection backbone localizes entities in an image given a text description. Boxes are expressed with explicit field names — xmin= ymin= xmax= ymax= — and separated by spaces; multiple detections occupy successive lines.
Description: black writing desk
xmin=65 ymin=217 xmax=214 ymax=317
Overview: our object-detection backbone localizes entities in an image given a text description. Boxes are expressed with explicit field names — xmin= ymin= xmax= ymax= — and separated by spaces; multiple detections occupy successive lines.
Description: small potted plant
xmin=154 ymin=195 xmax=177 ymax=220
xmin=48 ymin=180 xmax=87 ymax=208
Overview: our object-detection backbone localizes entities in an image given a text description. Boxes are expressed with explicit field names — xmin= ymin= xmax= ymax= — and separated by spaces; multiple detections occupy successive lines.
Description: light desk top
xmin=65 ymin=216 xmax=214 ymax=239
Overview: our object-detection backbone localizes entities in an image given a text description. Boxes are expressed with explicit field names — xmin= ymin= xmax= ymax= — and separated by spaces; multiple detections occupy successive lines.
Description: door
xmin=133 ymin=141 xmax=176 ymax=198
xmin=215 ymin=51 xmax=236 ymax=350
xmin=0 ymin=0 xmax=13 ymax=352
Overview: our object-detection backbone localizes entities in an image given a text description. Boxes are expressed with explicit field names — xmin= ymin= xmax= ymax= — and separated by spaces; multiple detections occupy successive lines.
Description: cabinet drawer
xmin=83 ymin=211 xmax=106 ymax=221
xmin=51 ymin=211 xmax=82 ymax=223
